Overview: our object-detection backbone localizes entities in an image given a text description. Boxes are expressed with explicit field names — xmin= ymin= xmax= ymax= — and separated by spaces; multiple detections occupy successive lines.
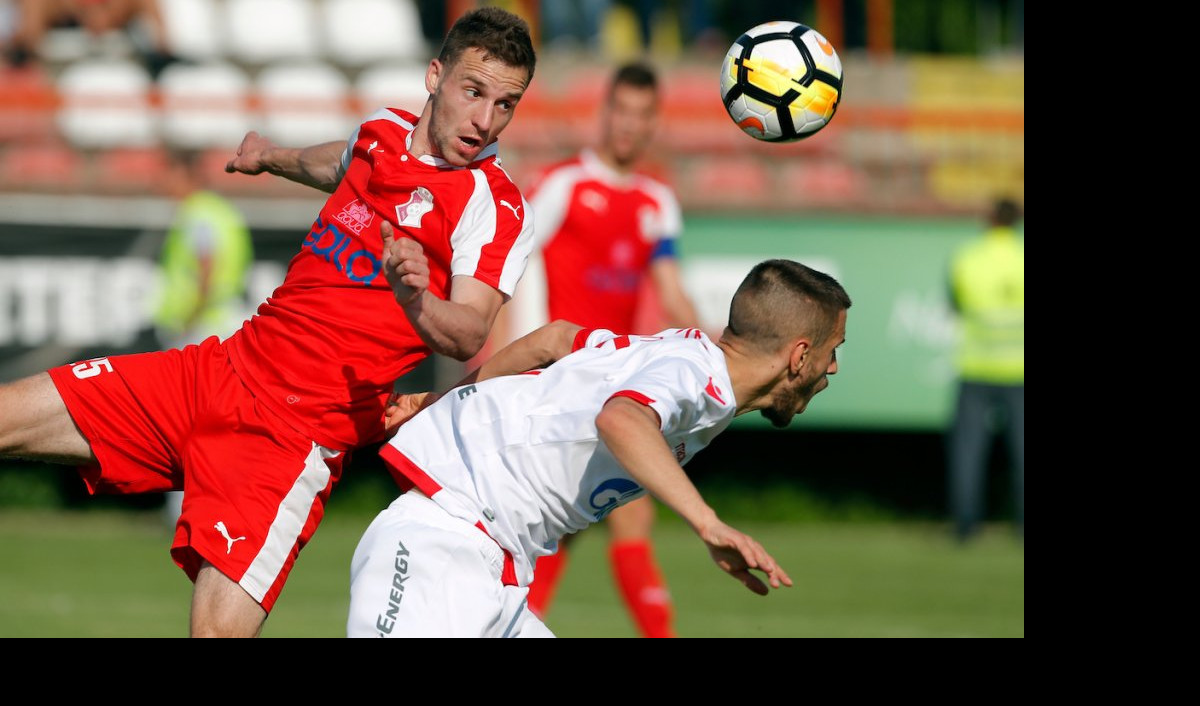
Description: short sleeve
xmin=608 ymin=355 xmax=714 ymax=433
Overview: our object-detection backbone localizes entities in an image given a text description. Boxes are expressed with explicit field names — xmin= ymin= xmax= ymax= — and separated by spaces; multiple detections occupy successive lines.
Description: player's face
xmin=761 ymin=310 xmax=847 ymax=428
xmin=602 ymin=83 xmax=658 ymax=166
xmin=426 ymin=48 xmax=529 ymax=166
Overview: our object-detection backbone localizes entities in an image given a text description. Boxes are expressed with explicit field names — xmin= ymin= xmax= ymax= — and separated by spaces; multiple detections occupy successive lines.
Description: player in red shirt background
xmin=0 ymin=7 xmax=536 ymax=637
xmin=505 ymin=62 xmax=702 ymax=638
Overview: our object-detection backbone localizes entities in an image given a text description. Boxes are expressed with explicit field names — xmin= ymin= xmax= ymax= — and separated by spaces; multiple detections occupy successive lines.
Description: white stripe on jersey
xmin=527 ymin=164 xmax=580 ymax=247
xmin=241 ymin=443 xmax=339 ymax=602
xmin=496 ymin=193 xmax=534 ymax=295
xmin=449 ymin=170 xmax=535 ymax=297
xmin=449 ymin=170 xmax=496 ymax=281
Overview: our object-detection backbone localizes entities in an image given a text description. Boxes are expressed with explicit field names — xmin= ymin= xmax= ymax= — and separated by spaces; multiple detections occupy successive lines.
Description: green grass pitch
xmin=0 ymin=509 xmax=1022 ymax=638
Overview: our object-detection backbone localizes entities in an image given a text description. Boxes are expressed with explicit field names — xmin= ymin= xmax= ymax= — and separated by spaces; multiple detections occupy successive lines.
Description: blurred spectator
xmin=3 ymin=0 xmax=177 ymax=77
xmin=540 ymin=0 xmax=610 ymax=52
xmin=154 ymin=148 xmax=253 ymax=525
xmin=946 ymin=197 xmax=1023 ymax=542
xmin=414 ymin=0 xmax=446 ymax=50
xmin=627 ymin=0 xmax=723 ymax=53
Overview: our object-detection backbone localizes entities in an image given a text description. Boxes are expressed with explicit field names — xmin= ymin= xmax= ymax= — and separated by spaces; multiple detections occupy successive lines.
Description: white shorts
xmin=347 ymin=491 xmax=554 ymax=638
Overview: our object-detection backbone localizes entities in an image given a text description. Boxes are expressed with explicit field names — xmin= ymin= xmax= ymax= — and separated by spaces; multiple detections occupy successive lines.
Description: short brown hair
xmin=727 ymin=259 xmax=852 ymax=353
xmin=438 ymin=7 xmax=537 ymax=86
xmin=609 ymin=61 xmax=658 ymax=96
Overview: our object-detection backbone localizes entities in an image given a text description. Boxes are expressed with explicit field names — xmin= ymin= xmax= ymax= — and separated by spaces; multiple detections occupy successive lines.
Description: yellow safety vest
xmin=949 ymin=226 xmax=1024 ymax=384
xmin=154 ymin=190 xmax=253 ymax=339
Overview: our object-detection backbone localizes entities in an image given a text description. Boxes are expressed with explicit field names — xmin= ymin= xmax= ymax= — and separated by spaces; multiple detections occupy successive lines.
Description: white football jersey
xmin=380 ymin=327 xmax=736 ymax=586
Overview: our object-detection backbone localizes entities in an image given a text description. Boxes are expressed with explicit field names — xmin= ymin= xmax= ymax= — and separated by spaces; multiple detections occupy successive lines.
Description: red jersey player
xmin=0 ymin=7 xmax=536 ymax=637
xmin=509 ymin=62 xmax=701 ymax=637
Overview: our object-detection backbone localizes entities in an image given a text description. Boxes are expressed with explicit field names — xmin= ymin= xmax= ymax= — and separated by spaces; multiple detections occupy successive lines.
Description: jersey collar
xmin=405 ymin=132 xmax=500 ymax=169
xmin=580 ymin=148 xmax=635 ymax=186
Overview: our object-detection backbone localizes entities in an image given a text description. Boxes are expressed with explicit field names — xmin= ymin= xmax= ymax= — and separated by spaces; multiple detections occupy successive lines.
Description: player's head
xmin=990 ymin=197 xmax=1020 ymax=228
xmin=164 ymin=148 xmax=204 ymax=198
xmin=601 ymin=62 xmax=660 ymax=167
xmin=724 ymin=259 xmax=852 ymax=427
xmin=424 ymin=7 xmax=537 ymax=166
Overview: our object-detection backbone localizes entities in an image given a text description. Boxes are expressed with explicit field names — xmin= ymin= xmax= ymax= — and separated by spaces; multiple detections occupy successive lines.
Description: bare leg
xmin=606 ymin=494 xmax=655 ymax=541
xmin=0 ymin=372 xmax=94 ymax=464
xmin=191 ymin=561 xmax=268 ymax=638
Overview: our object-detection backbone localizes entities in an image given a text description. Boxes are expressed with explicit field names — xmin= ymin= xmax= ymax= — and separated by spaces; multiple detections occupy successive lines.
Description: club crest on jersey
xmin=334 ymin=199 xmax=374 ymax=235
xmin=396 ymin=187 xmax=434 ymax=228
xmin=579 ymin=188 xmax=607 ymax=214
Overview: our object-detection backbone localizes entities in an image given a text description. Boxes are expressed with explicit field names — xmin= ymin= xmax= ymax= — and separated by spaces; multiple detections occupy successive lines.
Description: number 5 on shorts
xmin=72 ymin=357 xmax=113 ymax=379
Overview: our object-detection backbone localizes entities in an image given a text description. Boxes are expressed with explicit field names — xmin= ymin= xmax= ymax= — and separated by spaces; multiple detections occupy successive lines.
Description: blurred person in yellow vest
xmin=155 ymin=148 xmax=253 ymax=524
xmin=154 ymin=149 xmax=253 ymax=351
xmin=946 ymin=197 xmax=1023 ymax=542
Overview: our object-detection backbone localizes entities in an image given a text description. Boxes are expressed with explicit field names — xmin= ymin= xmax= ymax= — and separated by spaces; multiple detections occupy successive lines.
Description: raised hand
xmin=699 ymin=520 xmax=793 ymax=595
xmin=225 ymin=131 xmax=275 ymax=175
xmin=380 ymin=221 xmax=430 ymax=306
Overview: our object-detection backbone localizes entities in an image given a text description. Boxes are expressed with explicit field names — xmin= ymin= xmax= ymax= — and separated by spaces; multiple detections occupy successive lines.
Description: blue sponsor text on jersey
xmin=302 ymin=216 xmax=383 ymax=286
xmin=589 ymin=477 xmax=644 ymax=520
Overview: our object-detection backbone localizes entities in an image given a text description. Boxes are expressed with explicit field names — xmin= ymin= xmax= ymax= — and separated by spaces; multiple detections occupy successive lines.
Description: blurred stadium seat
xmin=224 ymin=0 xmax=322 ymax=66
xmin=0 ymin=66 xmax=60 ymax=143
xmin=158 ymin=61 xmax=252 ymax=149
xmin=354 ymin=61 xmax=429 ymax=117
xmin=0 ymin=143 xmax=87 ymax=191
xmin=95 ymin=147 xmax=171 ymax=193
xmin=686 ymin=156 xmax=770 ymax=209
xmin=257 ymin=60 xmax=354 ymax=146
xmin=161 ymin=0 xmax=225 ymax=62
xmin=320 ymin=0 xmax=426 ymax=68
xmin=55 ymin=58 xmax=157 ymax=148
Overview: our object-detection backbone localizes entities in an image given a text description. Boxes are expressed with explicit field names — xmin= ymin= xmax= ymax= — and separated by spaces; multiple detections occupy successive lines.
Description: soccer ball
xmin=719 ymin=21 xmax=844 ymax=142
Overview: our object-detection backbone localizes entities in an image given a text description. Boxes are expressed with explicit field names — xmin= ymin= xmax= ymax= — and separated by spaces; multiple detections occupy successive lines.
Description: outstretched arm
xmin=224 ymin=131 xmax=346 ymax=193
xmin=595 ymin=397 xmax=793 ymax=596
xmin=383 ymin=318 xmax=583 ymax=431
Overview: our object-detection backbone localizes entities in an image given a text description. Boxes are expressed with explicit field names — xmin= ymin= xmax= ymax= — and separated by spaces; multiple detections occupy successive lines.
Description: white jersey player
xmin=347 ymin=259 xmax=852 ymax=637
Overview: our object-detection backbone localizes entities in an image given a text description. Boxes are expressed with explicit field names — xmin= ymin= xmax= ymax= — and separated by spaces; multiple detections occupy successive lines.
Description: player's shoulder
xmin=530 ymin=154 xmax=587 ymax=186
xmin=631 ymin=168 xmax=680 ymax=204
xmin=355 ymin=107 xmax=418 ymax=145
xmin=582 ymin=327 xmax=716 ymax=359
xmin=475 ymin=155 xmax=527 ymax=202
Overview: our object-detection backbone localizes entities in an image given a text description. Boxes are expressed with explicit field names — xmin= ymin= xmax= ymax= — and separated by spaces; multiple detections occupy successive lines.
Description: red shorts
xmin=48 ymin=336 xmax=347 ymax=613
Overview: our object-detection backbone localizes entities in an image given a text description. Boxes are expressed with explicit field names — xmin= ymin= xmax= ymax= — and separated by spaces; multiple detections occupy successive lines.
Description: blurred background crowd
xmin=0 ymin=0 xmax=1023 ymax=213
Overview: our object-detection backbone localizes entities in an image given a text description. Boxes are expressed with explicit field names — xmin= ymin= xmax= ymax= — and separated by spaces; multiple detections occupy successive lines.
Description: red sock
xmin=610 ymin=539 xmax=676 ymax=638
xmin=526 ymin=546 xmax=568 ymax=618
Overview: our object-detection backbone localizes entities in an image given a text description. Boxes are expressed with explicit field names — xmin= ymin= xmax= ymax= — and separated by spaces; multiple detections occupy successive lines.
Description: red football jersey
xmin=225 ymin=109 xmax=533 ymax=449
xmin=527 ymin=149 xmax=682 ymax=331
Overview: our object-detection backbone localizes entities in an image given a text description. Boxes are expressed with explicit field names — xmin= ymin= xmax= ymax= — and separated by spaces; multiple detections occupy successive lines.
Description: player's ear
xmin=789 ymin=339 xmax=810 ymax=376
xmin=426 ymin=59 xmax=443 ymax=95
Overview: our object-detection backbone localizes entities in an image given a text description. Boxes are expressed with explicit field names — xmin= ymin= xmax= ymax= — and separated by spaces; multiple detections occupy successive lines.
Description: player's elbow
xmin=594 ymin=404 xmax=622 ymax=443
xmin=543 ymin=320 xmax=584 ymax=360
xmin=436 ymin=337 xmax=484 ymax=362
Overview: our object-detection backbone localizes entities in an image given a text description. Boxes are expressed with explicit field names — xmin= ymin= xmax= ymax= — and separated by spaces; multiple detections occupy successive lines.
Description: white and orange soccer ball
xmin=719 ymin=20 xmax=844 ymax=142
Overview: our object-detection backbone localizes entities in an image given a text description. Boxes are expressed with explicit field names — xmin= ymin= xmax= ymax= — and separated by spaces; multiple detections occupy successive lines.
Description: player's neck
xmin=596 ymin=147 xmax=636 ymax=175
xmin=719 ymin=338 xmax=786 ymax=417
